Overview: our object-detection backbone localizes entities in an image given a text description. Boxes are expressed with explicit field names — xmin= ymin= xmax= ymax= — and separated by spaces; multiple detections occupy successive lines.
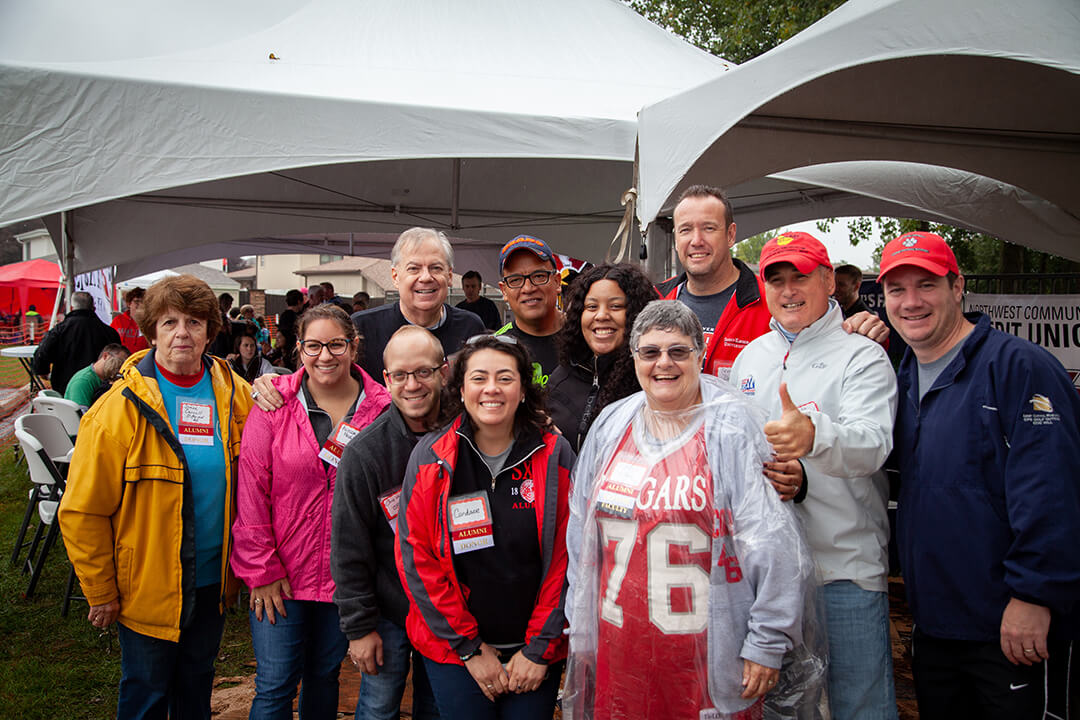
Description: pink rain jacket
xmin=231 ymin=366 xmax=390 ymax=601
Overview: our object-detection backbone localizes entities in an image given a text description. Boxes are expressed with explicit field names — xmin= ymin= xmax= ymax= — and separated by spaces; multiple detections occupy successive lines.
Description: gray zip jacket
xmin=731 ymin=301 xmax=897 ymax=592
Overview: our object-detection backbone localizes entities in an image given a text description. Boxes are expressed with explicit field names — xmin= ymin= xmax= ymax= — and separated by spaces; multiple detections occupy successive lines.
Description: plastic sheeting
xmin=564 ymin=375 xmax=827 ymax=719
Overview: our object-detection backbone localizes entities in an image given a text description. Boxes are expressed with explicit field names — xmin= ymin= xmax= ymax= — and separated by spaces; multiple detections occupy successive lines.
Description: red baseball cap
xmin=758 ymin=231 xmax=832 ymax=277
xmin=877 ymin=232 xmax=959 ymax=281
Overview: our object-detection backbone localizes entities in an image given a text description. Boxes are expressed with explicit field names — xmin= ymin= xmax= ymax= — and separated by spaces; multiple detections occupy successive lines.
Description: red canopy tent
xmin=0 ymin=259 xmax=62 ymax=320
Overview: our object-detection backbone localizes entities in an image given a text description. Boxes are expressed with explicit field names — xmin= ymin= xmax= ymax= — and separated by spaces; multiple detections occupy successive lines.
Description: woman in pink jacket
xmin=232 ymin=304 xmax=390 ymax=719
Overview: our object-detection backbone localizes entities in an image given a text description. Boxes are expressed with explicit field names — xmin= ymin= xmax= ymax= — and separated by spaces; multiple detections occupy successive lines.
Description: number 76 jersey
xmin=591 ymin=422 xmax=753 ymax=720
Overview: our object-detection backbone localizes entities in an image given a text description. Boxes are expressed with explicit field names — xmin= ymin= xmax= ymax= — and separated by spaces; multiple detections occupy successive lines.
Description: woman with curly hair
xmin=396 ymin=334 xmax=575 ymax=719
xmin=547 ymin=263 xmax=659 ymax=452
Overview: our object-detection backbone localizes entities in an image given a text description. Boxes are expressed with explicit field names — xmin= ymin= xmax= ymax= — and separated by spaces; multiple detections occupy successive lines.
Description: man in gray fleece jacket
xmin=332 ymin=326 xmax=448 ymax=720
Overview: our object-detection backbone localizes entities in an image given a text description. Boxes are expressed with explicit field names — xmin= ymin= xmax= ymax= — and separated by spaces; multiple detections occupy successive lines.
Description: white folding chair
xmin=13 ymin=413 xmax=71 ymax=600
xmin=36 ymin=389 xmax=62 ymax=399
xmin=31 ymin=395 xmax=82 ymax=437
xmin=10 ymin=412 xmax=73 ymax=567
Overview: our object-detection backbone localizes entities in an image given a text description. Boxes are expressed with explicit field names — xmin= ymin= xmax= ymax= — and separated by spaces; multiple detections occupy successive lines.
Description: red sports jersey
xmin=592 ymin=421 xmax=736 ymax=720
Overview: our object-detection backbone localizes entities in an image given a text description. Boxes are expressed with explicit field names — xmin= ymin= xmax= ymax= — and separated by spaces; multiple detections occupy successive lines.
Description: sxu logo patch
xmin=511 ymin=467 xmax=535 ymax=509
xmin=739 ymin=376 xmax=756 ymax=396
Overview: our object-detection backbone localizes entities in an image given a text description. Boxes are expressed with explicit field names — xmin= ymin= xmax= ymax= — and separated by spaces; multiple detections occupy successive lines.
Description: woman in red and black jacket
xmin=396 ymin=333 xmax=574 ymax=720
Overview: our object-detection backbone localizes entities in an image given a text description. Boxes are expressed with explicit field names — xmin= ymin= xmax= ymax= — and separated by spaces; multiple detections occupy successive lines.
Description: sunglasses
xmin=466 ymin=333 xmax=518 ymax=346
xmin=632 ymin=344 xmax=696 ymax=362
xmin=501 ymin=270 xmax=555 ymax=289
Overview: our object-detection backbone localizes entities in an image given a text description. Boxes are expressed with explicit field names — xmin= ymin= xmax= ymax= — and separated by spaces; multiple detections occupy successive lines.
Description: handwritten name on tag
xmin=178 ymin=402 xmax=214 ymax=446
xmin=448 ymin=492 xmax=494 ymax=554
xmin=318 ymin=422 xmax=362 ymax=467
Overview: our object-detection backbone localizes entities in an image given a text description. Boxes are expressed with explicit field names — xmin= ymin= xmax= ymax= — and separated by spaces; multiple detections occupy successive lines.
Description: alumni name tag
xmin=178 ymin=402 xmax=214 ymax=446
xmin=595 ymin=462 xmax=647 ymax=519
xmin=318 ymin=422 xmax=362 ymax=467
xmin=448 ymin=491 xmax=494 ymax=554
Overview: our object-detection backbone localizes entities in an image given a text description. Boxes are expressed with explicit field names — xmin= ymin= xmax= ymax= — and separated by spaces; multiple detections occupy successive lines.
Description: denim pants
xmin=248 ymin=599 xmax=348 ymax=720
xmin=354 ymin=617 xmax=439 ymax=720
xmin=423 ymin=655 xmax=564 ymax=720
xmin=823 ymin=581 xmax=898 ymax=720
xmin=116 ymin=583 xmax=226 ymax=720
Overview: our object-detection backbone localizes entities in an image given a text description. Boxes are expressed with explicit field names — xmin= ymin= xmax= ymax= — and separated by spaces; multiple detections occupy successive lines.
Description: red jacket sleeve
xmin=522 ymin=434 xmax=573 ymax=663
xmin=396 ymin=449 xmax=482 ymax=662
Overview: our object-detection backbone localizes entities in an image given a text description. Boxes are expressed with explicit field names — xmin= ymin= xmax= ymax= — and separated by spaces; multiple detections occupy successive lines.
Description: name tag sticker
xmin=178 ymin=402 xmax=214 ymax=446
xmin=318 ymin=422 xmax=362 ymax=467
xmin=595 ymin=462 xmax=647 ymax=519
xmin=448 ymin=491 xmax=494 ymax=554
xmin=379 ymin=487 xmax=402 ymax=535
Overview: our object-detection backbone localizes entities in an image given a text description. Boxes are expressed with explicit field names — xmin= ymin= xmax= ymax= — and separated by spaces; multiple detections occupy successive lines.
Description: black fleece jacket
xmin=331 ymin=404 xmax=422 ymax=638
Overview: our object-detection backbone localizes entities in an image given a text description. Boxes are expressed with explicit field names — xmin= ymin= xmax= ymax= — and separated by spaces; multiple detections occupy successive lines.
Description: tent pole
xmin=53 ymin=212 xmax=71 ymax=317
xmin=64 ymin=212 xmax=74 ymax=306
xmin=450 ymin=159 xmax=461 ymax=230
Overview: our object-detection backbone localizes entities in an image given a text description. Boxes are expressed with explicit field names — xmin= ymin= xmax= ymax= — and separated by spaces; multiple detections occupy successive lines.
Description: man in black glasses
xmin=494 ymin=235 xmax=563 ymax=387
xmin=730 ymin=232 xmax=899 ymax=720
xmin=332 ymin=326 xmax=445 ymax=720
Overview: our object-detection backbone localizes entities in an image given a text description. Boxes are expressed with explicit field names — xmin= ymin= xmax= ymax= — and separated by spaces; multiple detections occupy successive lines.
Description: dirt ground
xmin=212 ymin=578 xmax=920 ymax=719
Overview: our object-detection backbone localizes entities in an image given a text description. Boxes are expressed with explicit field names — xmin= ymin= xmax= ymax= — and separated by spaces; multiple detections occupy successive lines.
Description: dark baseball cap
xmin=498 ymin=235 xmax=555 ymax=273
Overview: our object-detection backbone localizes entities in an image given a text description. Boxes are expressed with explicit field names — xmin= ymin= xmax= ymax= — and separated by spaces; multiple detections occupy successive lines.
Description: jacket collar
xmin=899 ymin=313 xmax=988 ymax=400
xmin=660 ymin=258 xmax=761 ymax=309
xmin=768 ymin=298 xmax=843 ymax=345
xmin=130 ymin=348 xmax=225 ymax=392
xmin=569 ymin=347 xmax=618 ymax=379
xmin=452 ymin=413 xmax=544 ymax=471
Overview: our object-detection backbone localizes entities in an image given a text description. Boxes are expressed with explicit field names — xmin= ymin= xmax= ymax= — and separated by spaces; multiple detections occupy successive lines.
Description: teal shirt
xmin=157 ymin=370 xmax=226 ymax=588
xmin=63 ymin=364 xmax=102 ymax=409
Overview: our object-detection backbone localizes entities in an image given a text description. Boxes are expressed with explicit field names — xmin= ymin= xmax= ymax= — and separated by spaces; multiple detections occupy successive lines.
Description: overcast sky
xmin=785 ymin=217 xmax=878 ymax=271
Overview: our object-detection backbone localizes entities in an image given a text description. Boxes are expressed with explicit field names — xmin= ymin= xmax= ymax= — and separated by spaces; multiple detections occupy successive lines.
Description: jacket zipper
xmin=436 ymin=461 xmax=448 ymax=558
xmin=458 ymin=433 xmax=544 ymax=491
xmin=221 ymin=365 xmax=236 ymax=608
xmin=576 ymin=359 xmax=601 ymax=449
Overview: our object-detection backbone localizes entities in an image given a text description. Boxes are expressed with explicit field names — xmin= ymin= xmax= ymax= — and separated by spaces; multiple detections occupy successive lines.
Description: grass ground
xmin=0 ymin=443 xmax=255 ymax=719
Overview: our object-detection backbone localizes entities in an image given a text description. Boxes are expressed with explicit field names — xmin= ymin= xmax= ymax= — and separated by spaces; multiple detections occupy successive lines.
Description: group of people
xmin=52 ymin=183 xmax=1078 ymax=720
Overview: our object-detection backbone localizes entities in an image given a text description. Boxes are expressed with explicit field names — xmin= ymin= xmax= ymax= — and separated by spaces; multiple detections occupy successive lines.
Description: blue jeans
xmin=116 ymin=584 xmax=226 ymax=720
xmin=423 ymin=656 xmax=564 ymax=720
xmin=354 ymin=618 xmax=439 ymax=720
xmin=248 ymin=599 xmax=348 ymax=720
xmin=823 ymin=581 xmax=898 ymax=720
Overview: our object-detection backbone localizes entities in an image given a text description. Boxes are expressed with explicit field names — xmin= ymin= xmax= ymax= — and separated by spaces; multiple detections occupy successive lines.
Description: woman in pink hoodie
xmin=232 ymin=304 xmax=390 ymax=719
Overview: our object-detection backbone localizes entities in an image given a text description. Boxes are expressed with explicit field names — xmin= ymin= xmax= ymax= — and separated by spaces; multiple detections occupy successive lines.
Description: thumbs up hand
xmin=763 ymin=383 xmax=815 ymax=461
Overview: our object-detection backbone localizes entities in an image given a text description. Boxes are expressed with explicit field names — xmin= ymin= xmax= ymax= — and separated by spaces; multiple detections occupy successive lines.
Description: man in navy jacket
xmin=880 ymin=231 xmax=1080 ymax=720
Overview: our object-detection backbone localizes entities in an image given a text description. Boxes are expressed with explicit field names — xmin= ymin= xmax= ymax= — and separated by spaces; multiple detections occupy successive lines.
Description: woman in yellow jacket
xmin=58 ymin=275 xmax=253 ymax=720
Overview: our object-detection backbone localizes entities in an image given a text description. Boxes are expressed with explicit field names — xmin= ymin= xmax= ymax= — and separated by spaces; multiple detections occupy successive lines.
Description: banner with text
xmin=964 ymin=293 xmax=1080 ymax=388
xmin=74 ymin=268 xmax=115 ymax=325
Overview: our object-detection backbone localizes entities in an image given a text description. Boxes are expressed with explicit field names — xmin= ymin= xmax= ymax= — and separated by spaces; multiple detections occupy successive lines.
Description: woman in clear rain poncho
xmin=564 ymin=300 xmax=827 ymax=720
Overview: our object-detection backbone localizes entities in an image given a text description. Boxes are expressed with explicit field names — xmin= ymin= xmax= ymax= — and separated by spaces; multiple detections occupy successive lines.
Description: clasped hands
xmin=463 ymin=643 xmax=547 ymax=702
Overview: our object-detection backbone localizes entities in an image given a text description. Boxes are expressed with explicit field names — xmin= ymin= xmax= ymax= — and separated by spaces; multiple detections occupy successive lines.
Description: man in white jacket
xmin=730 ymin=231 xmax=899 ymax=720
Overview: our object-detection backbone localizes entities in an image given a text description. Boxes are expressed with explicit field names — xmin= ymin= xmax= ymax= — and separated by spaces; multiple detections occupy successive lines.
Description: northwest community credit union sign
xmin=965 ymin=293 xmax=1080 ymax=390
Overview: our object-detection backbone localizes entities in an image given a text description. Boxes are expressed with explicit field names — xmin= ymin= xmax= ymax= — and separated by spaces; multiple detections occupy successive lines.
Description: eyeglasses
xmin=466 ymin=333 xmax=518 ymax=346
xmin=501 ymin=270 xmax=555 ymax=289
xmin=632 ymin=344 xmax=696 ymax=362
xmin=299 ymin=338 xmax=352 ymax=357
xmin=385 ymin=366 xmax=444 ymax=385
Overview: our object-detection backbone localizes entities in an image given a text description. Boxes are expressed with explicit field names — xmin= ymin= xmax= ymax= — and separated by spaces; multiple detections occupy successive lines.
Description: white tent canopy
xmin=720 ymin=162 xmax=1080 ymax=257
xmin=636 ymin=0 xmax=1080 ymax=261
xmin=0 ymin=0 xmax=729 ymax=279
